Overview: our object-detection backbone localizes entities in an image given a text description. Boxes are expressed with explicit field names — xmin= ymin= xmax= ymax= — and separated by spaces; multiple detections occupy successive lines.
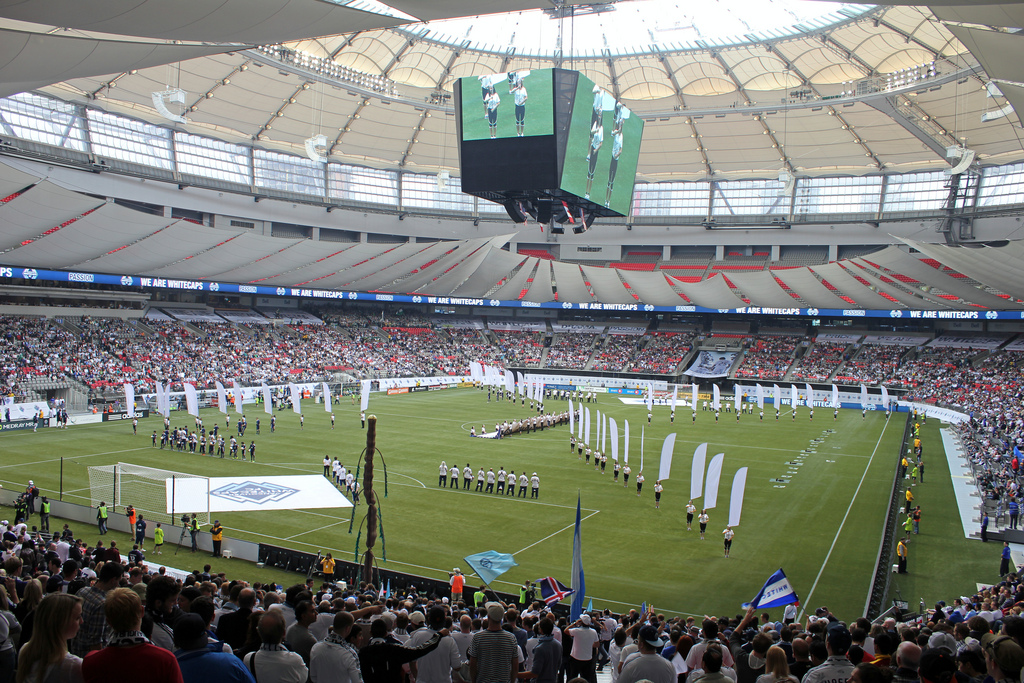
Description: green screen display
xmin=459 ymin=69 xmax=554 ymax=141
xmin=558 ymin=75 xmax=643 ymax=216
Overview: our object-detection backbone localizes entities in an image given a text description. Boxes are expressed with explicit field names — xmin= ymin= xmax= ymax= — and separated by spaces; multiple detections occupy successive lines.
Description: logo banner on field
xmin=691 ymin=384 xmax=698 ymax=412
xmin=790 ymin=384 xmax=799 ymax=409
xmin=671 ymin=386 xmax=678 ymax=413
xmin=773 ymin=384 xmax=781 ymax=410
xmin=215 ymin=381 xmax=228 ymax=414
xmin=166 ymin=474 xmax=352 ymax=513
xmin=805 ymin=384 xmax=813 ymax=407
xmin=569 ymin=399 xmax=575 ymax=436
xmin=584 ymin=407 xmax=591 ymax=446
xmin=624 ymin=419 xmax=630 ymax=463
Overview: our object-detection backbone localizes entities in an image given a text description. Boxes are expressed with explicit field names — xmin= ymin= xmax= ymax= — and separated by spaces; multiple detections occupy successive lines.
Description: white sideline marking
xmin=512 ymin=510 xmax=600 ymax=556
xmin=799 ymin=418 xmax=891 ymax=619
xmin=285 ymin=520 xmax=349 ymax=540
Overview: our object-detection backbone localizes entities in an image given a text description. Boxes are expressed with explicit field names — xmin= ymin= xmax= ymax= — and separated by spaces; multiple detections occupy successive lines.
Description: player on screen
xmin=585 ymin=118 xmax=603 ymax=200
xmin=591 ymin=84 xmax=604 ymax=131
xmin=485 ymin=86 xmax=501 ymax=138
xmin=605 ymin=103 xmax=624 ymax=208
xmin=511 ymin=75 xmax=528 ymax=137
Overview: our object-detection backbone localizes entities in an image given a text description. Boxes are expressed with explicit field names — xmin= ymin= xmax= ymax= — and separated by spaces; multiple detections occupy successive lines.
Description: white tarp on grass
xmin=166 ymin=475 xmax=352 ymax=513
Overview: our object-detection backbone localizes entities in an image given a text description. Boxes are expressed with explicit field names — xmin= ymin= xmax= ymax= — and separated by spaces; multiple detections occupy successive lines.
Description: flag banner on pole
xmin=569 ymin=399 xmax=575 ymax=435
xmin=536 ymin=577 xmax=574 ymax=605
xmin=712 ymin=384 xmax=721 ymax=411
xmin=805 ymin=384 xmax=813 ymax=407
xmin=360 ymin=379 xmax=371 ymax=412
xmin=691 ymin=384 xmax=698 ymax=411
xmin=881 ymin=385 xmax=889 ymax=409
xmin=860 ymin=384 xmax=868 ymax=408
xmin=505 ymin=370 xmax=514 ymax=392
xmin=610 ymin=417 xmax=619 ymax=462
xmin=464 ymin=551 xmax=518 ymax=585
xmin=646 ymin=386 xmax=653 ymax=412
xmin=155 ymin=382 xmax=166 ymax=417
xmin=831 ymin=384 xmax=839 ymax=408
xmin=773 ymin=384 xmax=781 ymax=409
xmin=231 ymin=380 xmax=244 ymax=414
xmin=658 ymin=433 xmax=676 ymax=481
xmin=261 ymin=383 xmax=273 ymax=415
xmin=587 ymin=598 xmax=593 ymax=613
xmin=671 ymin=386 xmax=678 ymax=413
xmin=124 ymin=383 xmax=135 ymax=418
xmin=184 ymin=382 xmax=199 ymax=417
xmin=159 ymin=382 xmax=170 ymax=417
xmin=470 ymin=362 xmax=481 ymax=382
xmin=640 ymin=425 xmax=645 ymax=473
xmin=596 ymin=410 xmax=602 ymax=448
xmin=322 ymin=382 xmax=332 ymax=412
xmin=640 ymin=601 xmax=647 ymax=615
xmin=570 ymin=494 xmax=586 ymax=621
xmin=734 ymin=385 xmax=742 ymax=411
xmin=215 ymin=381 xmax=228 ymax=414
xmin=601 ymin=413 xmax=608 ymax=452
xmin=584 ymin=407 xmax=591 ymax=446
xmin=577 ymin=406 xmax=584 ymax=441
xmin=743 ymin=568 xmax=798 ymax=610
xmin=289 ymin=382 xmax=302 ymax=415
xmin=1015 ymin=445 xmax=1023 ymax=461
xmin=729 ymin=467 xmax=747 ymax=527
xmin=756 ymin=383 xmax=764 ymax=410
xmin=690 ymin=442 xmax=707 ymax=500
xmin=705 ymin=453 xmax=725 ymax=509
xmin=624 ymin=420 xmax=630 ymax=463
xmin=790 ymin=384 xmax=799 ymax=410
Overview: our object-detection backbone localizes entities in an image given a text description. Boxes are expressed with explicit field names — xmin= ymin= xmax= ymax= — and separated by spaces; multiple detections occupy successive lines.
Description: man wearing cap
xmin=469 ymin=602 xmax=519 ymax=683
xmin=566 ymin=614 xmax=600 ymax=683
xmin=618 ymin=624 xmax=676 ymax=683
xmin=174 ymin=612 xmax=255 ymax=682
xmin=803 ymin=623 xmax=854 ymax=683
xmin=981 ymin=633 xmax=1024 ymax=683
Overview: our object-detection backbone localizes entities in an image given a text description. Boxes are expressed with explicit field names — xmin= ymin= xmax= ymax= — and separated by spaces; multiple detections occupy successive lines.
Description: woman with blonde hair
xmin=14 ymin=579 xmax=43 ymax=645
xmin=15 ymin=593 xmax=83 ymax=683
xmin=755 ymin=645 xmax=798 ymax=683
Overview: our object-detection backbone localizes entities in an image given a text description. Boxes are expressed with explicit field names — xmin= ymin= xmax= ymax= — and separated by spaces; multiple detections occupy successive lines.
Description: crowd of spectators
xmin=545 ymin=334 xmax=598 ymax=370
xmin=624 ymin=334 xmax=693 ymax=375
xmin=734 ymin=337 xmax=802 ymax=381
xmin=591 ymin=336 xmax=642 ymax=372
xmin=833 ymin=345 xmax=910 ymax=385
xmin=790 ymin=342 xmax=850 ymax=382
xmin=491 ymin=332 xmax=545 ymax=367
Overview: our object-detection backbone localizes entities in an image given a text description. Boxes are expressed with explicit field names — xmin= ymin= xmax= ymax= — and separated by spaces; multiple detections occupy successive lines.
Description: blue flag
xmin=640 ymin=601 xmax=647 ymax=615
xmin=570 ymin=494 xmax=586 ymax=620
xmin=743 ymin=568 xmax=799 ymax=610
xmin=1015 ymin=445 xmax=1022 ymax=461
xmin=587 ymin=598 xmax=593 ymax=613
xmin=464 ymin=551 xmax=518 ymax=585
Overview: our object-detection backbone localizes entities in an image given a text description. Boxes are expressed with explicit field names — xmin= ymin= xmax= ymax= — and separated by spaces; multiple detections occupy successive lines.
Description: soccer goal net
xmin=87 ymin=463 xmax=210 ymax=527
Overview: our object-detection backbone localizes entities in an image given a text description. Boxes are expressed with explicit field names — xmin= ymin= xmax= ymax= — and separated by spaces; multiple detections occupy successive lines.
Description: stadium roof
xmin=2 ymin=160 xmax=1022 ymax=310
xmin=4 ymin=1 xmax=1022 ymax=181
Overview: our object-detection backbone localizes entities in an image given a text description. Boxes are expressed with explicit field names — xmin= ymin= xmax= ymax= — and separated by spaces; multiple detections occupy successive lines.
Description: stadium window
xmin=711 ymin=179 xmax=788 ymax=216
xmin=0 ymin=93 xmax=88 ymax=152
xmin=794 ymin=175 xmax=881 ymax=215
xmin=978 ymin=163 xmax=1024 ymax=207
xmin=881 ymin=170 xmax=948 ymax=213
xmin=400 ymin=173 xmax=474 ymax=212
xmin=254 ymin=149 xmax=326 ymax=197
xmin=87 ymin=109 xmax=174 ymax=171
xmin=631 ymin=181 xmax=710 ymax=217
xmin=327 ymin=163 xmax=398 ymax=206
xmin=173 ymin=133 xmax=251 ymax=186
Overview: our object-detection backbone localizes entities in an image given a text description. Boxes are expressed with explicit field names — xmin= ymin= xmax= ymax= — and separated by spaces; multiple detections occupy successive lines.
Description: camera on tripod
xmin=181 ymin=514 xmax=191 ymax=526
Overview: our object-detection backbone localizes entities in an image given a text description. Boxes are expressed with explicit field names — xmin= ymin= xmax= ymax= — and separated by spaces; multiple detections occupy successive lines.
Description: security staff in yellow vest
xmin=96 ymin=502 xmax=108 ymax=534
xmin=211 ymin=520 xmax=224 ymax=557
xmin=40 ymin=497 xmax=50 ymax=532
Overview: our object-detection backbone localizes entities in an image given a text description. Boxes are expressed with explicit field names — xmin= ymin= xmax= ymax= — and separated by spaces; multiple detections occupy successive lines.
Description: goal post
xmin=87 ymin=463 xmax=210 ymax=527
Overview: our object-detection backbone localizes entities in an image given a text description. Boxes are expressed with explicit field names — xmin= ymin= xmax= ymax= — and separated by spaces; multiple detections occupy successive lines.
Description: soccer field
xmin=1 ymin=388 xmax=921 ymax=616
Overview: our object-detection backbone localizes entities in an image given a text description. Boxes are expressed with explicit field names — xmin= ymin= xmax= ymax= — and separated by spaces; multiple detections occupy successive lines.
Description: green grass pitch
xmin=0 ymin=388 xmax=994 ymax=618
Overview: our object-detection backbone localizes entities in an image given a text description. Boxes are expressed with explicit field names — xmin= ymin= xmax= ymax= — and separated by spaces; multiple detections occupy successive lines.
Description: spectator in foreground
xmin=173 ymin=612 xmax=255 ymax=683
xmin=617 ymin=624 xmax=676 ymax=683
xmin=242 ymin=610 xmax=307 ymax=683
xmin=82 ymin=588 xmax=182 ymax=683
xmin=15 ymin=593 xmax=83 ymax=683
xmin=309 ymin=611 xmax=362 ymax=683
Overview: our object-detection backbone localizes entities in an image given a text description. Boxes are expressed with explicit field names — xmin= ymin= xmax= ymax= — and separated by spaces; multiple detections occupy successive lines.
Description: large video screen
xmin=459 ymin=69 xmax=554 ymax=141
xmin=558 ymin=74 xmax=643 ymax=216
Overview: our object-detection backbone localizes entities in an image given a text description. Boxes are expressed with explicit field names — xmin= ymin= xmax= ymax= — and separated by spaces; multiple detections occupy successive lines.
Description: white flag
xmin=124 ymin=383 xmax=135 ymax=418
xmin=584 ymin=407 xmax=591 ymax=446
xmin=756 ymin=383 xmax=764 ymax=410
xmin=231 ymin=380 xmax=244 ymax=414
xmin=691 ymin=383 xmax=698 ymax=411
xmin=155 ymin=382 xmax=168 ymax=418
xmin=610 ymin=417 xmax=619 ymax=461
xmin=773 ymin=384 xmax=781 ymax=411
xmin=712 ymin=384 xmax=721 ymax=411
xmin=624 ymin=419 xmax=630 ymax=463
xmin=569 ymin=399 xmax=575 ymax=436
xmin=805 ymin=384 xmax=813 ymax=408
xmin=262 ymin=382 xmax=272 ymax=415
xmin=640 ymin=425 xmax=645 ymax=473
xmin=881 ymin=385 xmax=890 ymax=409
xmin=323 ymin=382 xmax=332 ymax=412
xmin=596 ymin=410 xmax=602 ymax=449
xmin=184 ymin=382 xmax=199 ymax=417
xmin=831 ymin=384 xmax=839 ymax=408
xmin=729 ymin=467 xmax=748 ymax=527
xmin=790 ymin=384 xmax=799 ymax=409
xmin=601 ymin=413 xmax=608 ymax=452
xmin=658 ymin=433 xmax=676 ymax=482
xmin=215 ymin=381 xmax=228 ymax=415
xmin=577 ymin=405 xmax=584 ymax=440
xmin=705 ymin=453 xmax=725 ymax=509
xmin=505 ymin=370 xmax=514 ymax=391
xmin=671 ymin=386 xmax=678 ymax=413
xmin=860 ymin=384 xmax=868 ymax=409
xmin=646 ymin=386 xmax=653 ymax=412
xmin=734 ymin=385 xmax=742 ymax=412
xmin=360 ymin=379 xmax=371 ymax=411
xmin=289 ymin=382 xmax=302 ymax=415
xmin=690 ymin=442 xmax=707 ymax=500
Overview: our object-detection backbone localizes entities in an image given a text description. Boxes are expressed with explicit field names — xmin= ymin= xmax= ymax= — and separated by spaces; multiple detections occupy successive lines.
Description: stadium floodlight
xmin=944 ymin=145 xmax=975 ymax=176
xmin=304 ymin=134 xmax=328 ymax=163
xmin=151 ymin=88 xmax=188 ymax=124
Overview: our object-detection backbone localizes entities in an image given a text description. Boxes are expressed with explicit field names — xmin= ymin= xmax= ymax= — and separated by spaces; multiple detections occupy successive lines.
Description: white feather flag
xmin=690 ymin=442 xmax=707 ymax=500
xmin=790 ymin=384 xmax=799 ymax=409
xmin=671 ymin=386 xmax=678 ymax=412
xmin=756 ymin=383 xmax=764 ymax=409
xmin=729 ymin=467 xmax=748 ymax=527
xmin=231 ymin=380 xmax=244 ymax=414
xmin=124 ymin=383 xmax=136 ymax=418
xmin=860 ymin=384 xmax=868 ymax=409
xmin=734 ymin=385 xmax=742 ymax=412
xmin=184 ymin=382 xmax=199 ymax=417
xmin=323 ymin=382 xmax=332 ymax=412
xmin=881 ymin=385 xmax=889 ymax=410
xmin=289 ymin=382 xmax=302 ymax=415
xmin=640 ymin=425 xmax=645 ymax=472
xmin=601 ymin=413 xmax=607 ymax=452
xmin=262 ymin=383 xmax=272 ymax=415
xmin=585 ymin=407 xmax=591 ymax=446
xmin=569 ymin=399 xmax=575 ymax=435
xmin=705 ymin=453 xmax=725 ymax=509
xmin=360 ymin=379 xmax=371 ymax=411
xmin=610 ymin=417 xmax=619 ymax=461
xmin=773 ymin=384 xmax=781 ymax=410
xmin=712 ymin=384 xmax=721 ymax=410
xmin=215 ymin=381 xmax=227 ymax=414
xmin=658 ymin=433 xmax=676 ymax=481
xmin=691 ymin=383 xmax=698 ymax=411
xmin=805 ymin=383 xmax=813 ymax=408
xmin=831 ymin=384 xmax=839 ymax=408
xmin=624 ymin=419 xmax=630 ymax=463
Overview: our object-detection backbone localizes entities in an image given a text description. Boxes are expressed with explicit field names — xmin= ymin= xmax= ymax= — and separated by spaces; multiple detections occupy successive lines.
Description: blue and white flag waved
xmin=743 ymin=568 xmax=799 ymax=610
xmin=464 ymin=550 xmax=519 ymax=585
